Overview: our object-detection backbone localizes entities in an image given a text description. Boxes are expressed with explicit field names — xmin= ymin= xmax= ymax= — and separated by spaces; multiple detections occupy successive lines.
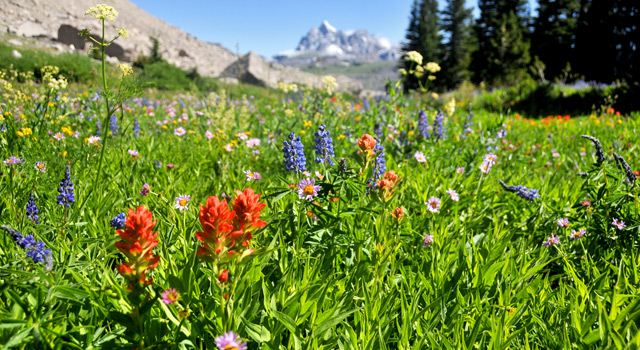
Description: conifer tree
xmin=531 ymin=0 xmax=581 ymax=81
xmin=400 ymin=0 xmax=443 ymax=91
xmin=441 ymin=0 xmax=474 ymax=89
xmin=470 ymin=0 xmax=531 ymax=86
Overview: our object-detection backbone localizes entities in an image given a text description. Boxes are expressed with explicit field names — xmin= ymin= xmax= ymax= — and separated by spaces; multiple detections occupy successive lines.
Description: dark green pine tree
xmin=531 ymin=0 xmax=581 ymax=81
xmin=470 ymin=0 xmax=531 ymax=86
xmin=440 ymin=0 xmax=474 ymax=90
xmin=400 ymin=0 xmax=443 ymax=91
xmin=573 ymin=0 xmax=616 ymax=83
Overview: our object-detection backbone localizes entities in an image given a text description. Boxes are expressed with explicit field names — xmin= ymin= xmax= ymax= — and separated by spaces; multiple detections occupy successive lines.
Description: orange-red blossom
xmin=358 ymin=134 xmax=377 ymax=154
xmin=196 ymin=188 xmax=266 ymax=263
xmin=115 ymin=206 xmax=160 ymax=287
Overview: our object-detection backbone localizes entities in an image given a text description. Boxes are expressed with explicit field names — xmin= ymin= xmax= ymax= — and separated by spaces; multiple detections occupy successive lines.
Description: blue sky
xmin=130 ymin=0 xmax=537 ymax=58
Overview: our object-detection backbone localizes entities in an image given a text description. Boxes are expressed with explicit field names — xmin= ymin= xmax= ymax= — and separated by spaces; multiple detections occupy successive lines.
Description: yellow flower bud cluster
xmin=85 ymin=4 xmax=118 ymax=21
xmin=278 ymin=82 xmax=298 ymax=93
xmin=321 ymin=76 xmax=338 ymax=95
xmin=119 ymin=64 xmax=133 ymax=77
xmin=404 ymin=51 xmax=423 ymax=65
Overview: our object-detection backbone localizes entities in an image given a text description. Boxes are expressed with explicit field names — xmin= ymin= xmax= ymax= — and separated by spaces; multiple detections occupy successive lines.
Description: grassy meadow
xmin=1 ymin=7 xmax=640 ymax=350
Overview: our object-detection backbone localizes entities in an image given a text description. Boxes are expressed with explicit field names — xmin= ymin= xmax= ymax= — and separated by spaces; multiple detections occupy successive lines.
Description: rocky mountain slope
xmin=0 ymin=0 xmax=362 ymax=93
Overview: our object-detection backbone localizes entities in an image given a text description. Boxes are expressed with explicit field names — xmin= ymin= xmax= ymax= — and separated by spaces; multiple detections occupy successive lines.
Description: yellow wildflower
xmin=85 ymin=4 xmax=118 ymax=21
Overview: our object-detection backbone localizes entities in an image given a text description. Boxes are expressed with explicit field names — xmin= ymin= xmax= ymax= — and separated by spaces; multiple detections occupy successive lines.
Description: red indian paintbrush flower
xmin=115 ymin=206 xmax=160 ymax=287
xmin=196 ymin=188 xmax=266 ymax=262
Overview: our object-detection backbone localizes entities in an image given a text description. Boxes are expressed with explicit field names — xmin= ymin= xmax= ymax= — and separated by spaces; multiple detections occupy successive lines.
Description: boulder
xmin=11 ymin=50 xmax=22 ymax=58
xmin=57 ymin=24 xmax=85 ymax=50
xmin=16 ymin=22 xmax=51 ymax=38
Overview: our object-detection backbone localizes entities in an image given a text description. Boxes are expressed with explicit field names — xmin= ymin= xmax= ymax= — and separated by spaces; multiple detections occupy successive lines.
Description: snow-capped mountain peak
xmin=280 ymin=21 xmax=399 ymax=62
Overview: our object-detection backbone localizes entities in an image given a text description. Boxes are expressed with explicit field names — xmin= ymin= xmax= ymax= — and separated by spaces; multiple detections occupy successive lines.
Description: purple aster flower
xmin=425 ymin=197 xmax=441 ymax=213
xmin=161 ymin=288 xmax=179 ymax=304
xmin=422 ymin=234 xmax=434 ymax=247
xmin=542 ymin=234 xmax=560 ymax=247
xmin=297 ymin=178 xmax=320 ymax=201
xmin=215 ymin=331 xmax=247 ymax=350
xmin=167 ymin=164 xmax=175 ymax=169
xmin=446 ymin=188 xmax=459 ymax=201
xmin=140 ymin=183 xmax=150 ymax=196
xmin=557 ymin=218 xmax=569 ymax=228
xmin=174 ymin=194 xmax=190 ymax=210
xmin=571 ymin=229 xmax=586 ymax=240
xmin=174 ymin=127 xmax=186 ymax=136
xmin=128 ymin=149 xmax=139 ymax=157
xmin=414 ymin=151 xmax=426 ymax=163
xmin=612 ymin=218 xmax=626 ymax=230
xmin=4 ymin=156 xmax=24 ymax=165
xmin=34 ymin=161 xmax=47 ymax=173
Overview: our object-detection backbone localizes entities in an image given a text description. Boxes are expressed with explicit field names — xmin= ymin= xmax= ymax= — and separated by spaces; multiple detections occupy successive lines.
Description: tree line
xmin=400 ymin=0 xmax=639 ymax=91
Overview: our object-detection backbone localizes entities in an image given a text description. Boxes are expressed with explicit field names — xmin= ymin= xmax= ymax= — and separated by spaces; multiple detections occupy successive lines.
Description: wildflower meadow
xmin=1 ymin=4 xmax=640 ymax=350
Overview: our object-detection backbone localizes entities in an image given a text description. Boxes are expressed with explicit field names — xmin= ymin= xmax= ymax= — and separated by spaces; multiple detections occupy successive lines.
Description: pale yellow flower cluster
xmin=278 ymin=82 xmax=298 ymax=93
xmin=117 ymin=28 xmax=129 ymax=38
xmin=41 ymin=65 xmax=68 ymax=91
xmin=425 ymin=62 xmax=441 ymax=73
xmin=404 ymin=51 xmax=423 ymax=65
xmin=443 ymin=98 xmax=456 ymax=116
xmin=321 ymin=76 xmax=338 ymax=95
xmin=119 ymin=64 xmax=133 ymax=76
xmin=85 ymin=4 xmax=118 ymax=21
xmin=48 ymin=77 xmax=68 ymax=91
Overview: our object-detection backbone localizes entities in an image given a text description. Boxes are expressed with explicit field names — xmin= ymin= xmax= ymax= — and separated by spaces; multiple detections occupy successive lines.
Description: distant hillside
xmin=0 ymin=0 xmax=363 ymax=93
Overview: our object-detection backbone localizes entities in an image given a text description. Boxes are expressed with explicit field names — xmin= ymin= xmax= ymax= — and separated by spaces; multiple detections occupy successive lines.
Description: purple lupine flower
xmin=283 ymin=132 xmax=307 ymax=173
xmin=133 ymin=117 xmax=140 ymax=138
xmin=432 ymin=111 xmax=446 ymax=140
xmin=314 ymin=125 xmax=335 ymax=165
xmin=26 ymin=191 xmax=39 ymax=224
xmin=109 ymin=114 xmax=118 ymax=136
xmin=543 ymin=234 xmax=560 ymax=247
xmin=56 ymin=165 xmax=75 ymax=207
xmin=110 ymin=212 xmax=126 ymax=230
xmin=1 ymin=225 xmax=52 ymax=270
xmin=418 ymin=111 xmax=430 ymax=139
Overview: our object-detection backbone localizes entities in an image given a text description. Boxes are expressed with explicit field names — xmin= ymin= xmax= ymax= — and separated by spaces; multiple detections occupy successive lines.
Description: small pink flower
xmin=161 ymin=288 xmax=179 ymax=304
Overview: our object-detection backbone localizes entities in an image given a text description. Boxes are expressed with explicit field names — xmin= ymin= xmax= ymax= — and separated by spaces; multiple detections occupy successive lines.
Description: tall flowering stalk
xmin=432 ymin=111 xmax=446 ymax=140
xmin=114 ymin=206 xmax=160 ymax=287
xmin=1 ymin=225 xmax=53 ymax=270
xmin=56 ymin=165 xmax=75 ymax=207
xmin=283 ymin=133 xmax=307 ymax=173
xmin=418 ymin=111 xmax=430 ymax=139
xmin=196 ymin=188 xmax=266 ymax=263
xmin=499 ymin=180 xmax=541 ymax=203
xmin=26 ymin=191 xmax=40 ymax=224
xmin=314 ymin=125 xmax=335 ymax=166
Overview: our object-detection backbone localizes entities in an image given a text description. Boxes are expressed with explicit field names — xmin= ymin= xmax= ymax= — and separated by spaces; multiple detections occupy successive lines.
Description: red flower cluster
xmin=196 ymin=188 xmax=266 ymax=262
xmin=115 ymin=206 xmax=160 ymax=287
